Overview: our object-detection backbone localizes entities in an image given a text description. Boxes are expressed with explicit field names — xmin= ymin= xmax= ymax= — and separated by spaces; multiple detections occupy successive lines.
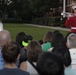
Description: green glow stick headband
xmin=22 ymin=40 xmax=31 ymax=46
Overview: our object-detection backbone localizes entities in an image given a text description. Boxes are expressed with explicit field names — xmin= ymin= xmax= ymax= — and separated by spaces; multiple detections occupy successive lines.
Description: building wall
xmin=57 ymin=0 xmax=76 ymax=16
xmin=66 ymin=0 xmax=76 ymax=12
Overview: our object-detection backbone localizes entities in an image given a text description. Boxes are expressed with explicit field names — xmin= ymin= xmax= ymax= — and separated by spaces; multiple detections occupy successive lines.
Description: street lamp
xmin=63 ymin=0 xmax=66 ymax=17
xmin=61 ymin=0 xmax=66 ymax=18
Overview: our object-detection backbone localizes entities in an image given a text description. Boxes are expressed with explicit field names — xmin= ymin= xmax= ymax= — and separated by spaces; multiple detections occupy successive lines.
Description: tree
xmin=0 ymin=0 xmax=62 ymax=22
xmin=29 ymin=0 xmax=61 ymax=18
xmin=11 ymin=0 xmax=32 ymax=21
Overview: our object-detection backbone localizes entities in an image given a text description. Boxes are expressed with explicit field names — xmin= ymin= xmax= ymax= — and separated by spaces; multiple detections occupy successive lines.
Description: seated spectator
xmin=20 ymin=34 xmax=33 ymax=63
xmin=66 ymin=33 xmax=76 ymax=69
xmin=16 ymin=32 xmax=27 ymax=66
xmin=0 ymin=30 xmax=12 ymax=69
xmin=20 ymin=40 xmax=42 ymax=75
xmin=0 ymin=42 xmax=30 ymax=75
xmin=52 ymin=44 xmax=76 ymax=75
xmin=42 ymin=31 xmax=53 ymax=52
xmin=16 ymin=32 xmax=33 ymax=67
xmin=48 ymin=32 xmax=65 ymax=52
xmin=52 ymin=32 xmax=65 ymax=47
xmin=37 ymin=52 xmax=64 ymax=75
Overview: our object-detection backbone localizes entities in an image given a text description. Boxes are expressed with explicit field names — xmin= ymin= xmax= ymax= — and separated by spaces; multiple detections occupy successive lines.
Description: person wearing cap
xmin=66 ymin=33 xmax=76 ymax=69
xmin=65 ymin=5 xmax=76 ymax=33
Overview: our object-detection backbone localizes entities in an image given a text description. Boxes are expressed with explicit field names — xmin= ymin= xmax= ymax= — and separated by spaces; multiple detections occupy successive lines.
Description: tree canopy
xmin=0 ymin=0 xmax=61 ymax=21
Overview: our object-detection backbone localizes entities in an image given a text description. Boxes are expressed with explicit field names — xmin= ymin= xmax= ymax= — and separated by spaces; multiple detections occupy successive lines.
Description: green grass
xmin=3 ymin=23 xmax=69 ymax=42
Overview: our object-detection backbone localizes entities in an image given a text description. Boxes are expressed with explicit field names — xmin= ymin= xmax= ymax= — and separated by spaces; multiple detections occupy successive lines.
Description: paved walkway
xmin=26 ymin=24 xmax=70 ymax=31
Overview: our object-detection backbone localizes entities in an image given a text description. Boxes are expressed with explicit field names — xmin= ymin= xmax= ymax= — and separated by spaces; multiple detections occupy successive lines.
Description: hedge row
xmin=32 ymin=16 xmax=67 ymax=27
xmin=2 ymin=19 xmax=31 ymax=23
xmin=1 ymin=17 xmax=66 ymax=27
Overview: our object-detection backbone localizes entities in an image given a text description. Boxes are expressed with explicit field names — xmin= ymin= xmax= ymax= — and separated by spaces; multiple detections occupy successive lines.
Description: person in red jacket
xmin=65 ymin=5 xmax=76 ymax=33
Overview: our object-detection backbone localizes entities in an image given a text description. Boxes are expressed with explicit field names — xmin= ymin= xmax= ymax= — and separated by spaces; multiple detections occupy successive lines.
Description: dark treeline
xmin=0 ymin=0 xmax=62 ymax=23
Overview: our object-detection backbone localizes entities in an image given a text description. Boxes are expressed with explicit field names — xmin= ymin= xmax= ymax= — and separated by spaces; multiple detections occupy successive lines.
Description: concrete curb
xmin=25 ymin=24 xmax=70 ymax=31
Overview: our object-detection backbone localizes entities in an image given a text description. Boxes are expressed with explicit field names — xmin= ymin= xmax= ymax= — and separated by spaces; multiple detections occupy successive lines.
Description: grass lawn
xmin=3 ymin=23 xmax=69 ymax=42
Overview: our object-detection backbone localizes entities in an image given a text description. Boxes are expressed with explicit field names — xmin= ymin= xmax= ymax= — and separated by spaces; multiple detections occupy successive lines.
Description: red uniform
xmin=65 ymin=16 xmax=76 ymax=33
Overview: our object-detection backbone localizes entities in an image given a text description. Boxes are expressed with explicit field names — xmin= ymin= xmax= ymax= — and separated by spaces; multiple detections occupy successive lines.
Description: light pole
xmin=63 ymin=0 xmax=66 ymax=17
xmin=60 ymin=0 xmax=66 ymax=27
xmin=61 ymin=0 xmax=66 ymax=17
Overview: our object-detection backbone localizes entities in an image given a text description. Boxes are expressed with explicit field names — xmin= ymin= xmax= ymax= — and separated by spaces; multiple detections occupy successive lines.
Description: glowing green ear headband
xmin=22 ymin=41 xmax=28 ymax=46
xmin=22 ymin=40 xmax=31 ymax=46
